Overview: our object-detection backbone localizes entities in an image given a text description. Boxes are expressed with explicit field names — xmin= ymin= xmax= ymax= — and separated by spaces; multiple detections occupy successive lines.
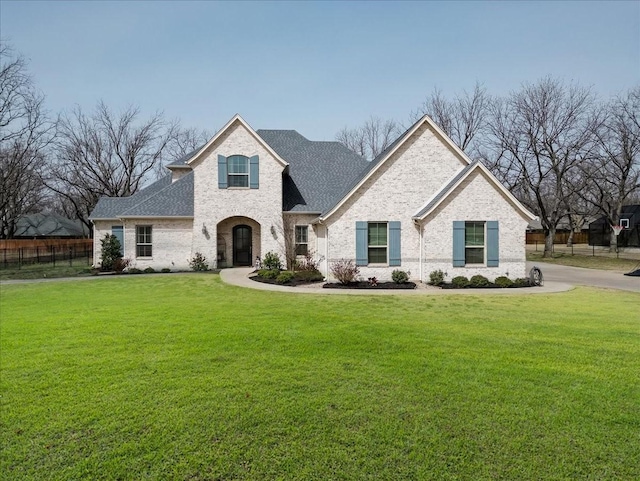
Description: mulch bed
xmin=323 ymin=281 xmax=417 ymax=290
xmin=440 ymin=282 xmax=533 ymax=289
xmin=249 ymin=275 xmax=323 ymax=287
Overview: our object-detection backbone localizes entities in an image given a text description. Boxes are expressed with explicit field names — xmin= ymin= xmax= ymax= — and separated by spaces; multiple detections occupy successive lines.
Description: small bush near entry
xmin=391 ymin=269 xmax=409 ymax=284
xmin=276 ymin=271 xmax=295 ymax=284
xmin=451 ymin=276 xmax=470 ymax=288
xmin=161 ymin=268 xmax=171 ymax=273
xmin=143 ymin=267 xmax=156 ymax=274
xmin=294 ymin=249 xmax=322 ymax=272
xmin=113 ymin=258 xmax=131 ymax=273
xmin=494 ymin=276 xmax=514 ymax=288
xmin=294 ymin=270 xmax=324 ymax=282
xmin=330 ymin=259 xmax=360 ymax=285
xmin=428 ymin=269 xmax=446 ymax=286
xmin=189 ymin=252 xmax=209 ymax=271
xmin=100 ymin=234 xmax=122 ymax=271
xmin=128 ymin=268 xmax=143 ymax=274
xmin=263 ymin=251 xmax=282 ymax=270
xmin=470 ymin=275 xmax=490 ymax=288
xmin=258 ymin=269 xmax=280 ymax=280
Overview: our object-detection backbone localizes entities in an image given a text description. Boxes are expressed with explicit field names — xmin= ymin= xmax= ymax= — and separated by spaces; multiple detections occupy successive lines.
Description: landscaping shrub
xmin=494 ymin=276 xmax=514 ymax=288
xmin=391 ymin=269 xmax=409 ymax=284
xmin=262 ymin=251 xmax=282 ymax=270
xmin=113 ymin=257 xmax=130 ymax=273
xmin=451 ymin=276 xmax=470 ymax=288
xmin=276 ymin=271 xmax=295 ymax=284
xmin=100 ymin=234 xmax=122 ymax=271
xmin=513 ymin=277 xmax=530 ymax=287
xmin=330 ymin=259 xmax=360 ymax=285
xmin=128 ymin=268 xmax=143 ymax=274
xmin=428 ymin=269 xmax=446 ymax=286
xmin=258 ymin=269 xmax=280 ymax=280
xmin=470 ymin=275 xmax=490 ymax=287
xmin=294 ymin=249 xmax=321 ymax=272
xmin=189 ymin=252 xmax=209 ymax=271
xmin=294 ymin=270 xmax=324 ymax=282
xmin=160 ymin=268 xmax=171 ymax=273
xmin=143 ymin=267 xmax=156 ymax=274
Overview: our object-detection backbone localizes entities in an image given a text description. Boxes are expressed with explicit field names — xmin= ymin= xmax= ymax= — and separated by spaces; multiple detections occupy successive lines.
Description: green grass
xmin=527 ymin=250 xmax=639 ymax=272
xmin=1 ymin=275 xmax=639 ymax=480
xmin=0 ymin=262 xmax=94 ymax=281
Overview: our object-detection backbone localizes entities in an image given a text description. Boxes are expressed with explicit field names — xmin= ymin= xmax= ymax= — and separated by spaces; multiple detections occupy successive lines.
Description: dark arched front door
xmin=233 ymin=225 xmax=252 ymax=266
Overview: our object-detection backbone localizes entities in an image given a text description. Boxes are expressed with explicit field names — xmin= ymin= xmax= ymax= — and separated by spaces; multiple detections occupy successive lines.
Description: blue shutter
xmin=112 ymin=225 xmax=124 ymax=256
xmin=487 ymin=221 xmax=499 ymax=267
xmin=218 ymin=155 xmax=227 ymax=189
xmin=389 ymin=221 xmax=401 ymax=266
xmin=356 ymin=221 xmax=368 ymax=266
xmin=249 ymin=155 xmax=259 ymax=189
xmin=453 ymin=221 xmax=465 ymax=267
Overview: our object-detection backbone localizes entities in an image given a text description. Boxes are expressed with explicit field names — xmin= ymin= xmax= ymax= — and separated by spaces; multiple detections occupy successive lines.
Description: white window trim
xmin=464 ymin=221 xmax=486 ymax=265
xmin=227 ymin=155 xmax=249 ymax=188
xmin=368 ymin=221 xmax=388 ymax=265
xmin=295 ymin=225 xmax=309 ymax=256
xmin=136 ymin=225 xmax=153 ymax=258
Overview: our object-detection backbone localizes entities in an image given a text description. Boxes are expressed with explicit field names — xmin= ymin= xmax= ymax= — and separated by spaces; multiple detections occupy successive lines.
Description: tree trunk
xmin=543 ymin=227 xmax=555 ymax=258
xmin=610 ymin=229 xmax=618 ymax=253
xmin=567 ymin=229 xmax=574 ymax=247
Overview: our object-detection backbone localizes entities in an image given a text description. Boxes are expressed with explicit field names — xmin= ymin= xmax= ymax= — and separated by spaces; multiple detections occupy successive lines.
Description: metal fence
xmin=0 ymin=239 xmax=93 ymax=269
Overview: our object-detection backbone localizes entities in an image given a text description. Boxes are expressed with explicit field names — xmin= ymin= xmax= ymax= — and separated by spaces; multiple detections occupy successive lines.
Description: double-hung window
xmin=227 ymin=155 xmax=249 ymax=188
xmin=136 ymin=225 xmax=152 ymax=257
xmin=465 ymin=221 xmax=485 ymax=264
xmin=368 ymin=222 xmax=388 ymax=264
xmin=295 ymin=225 xmax=308 ymax=256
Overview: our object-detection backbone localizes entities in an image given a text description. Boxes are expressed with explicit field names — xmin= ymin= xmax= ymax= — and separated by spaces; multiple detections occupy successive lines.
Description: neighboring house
xmin=90 ymin=114 xmax=536 ymax=281
xmin=12 ymin=212 xmax=89 ymax=238
xmin=589 ymin=205 xmax=640 ymax=248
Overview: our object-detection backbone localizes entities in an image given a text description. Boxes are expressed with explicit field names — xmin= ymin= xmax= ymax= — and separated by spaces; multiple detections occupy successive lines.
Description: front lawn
xmin=1 ymin=275 xmax=639 ymax=479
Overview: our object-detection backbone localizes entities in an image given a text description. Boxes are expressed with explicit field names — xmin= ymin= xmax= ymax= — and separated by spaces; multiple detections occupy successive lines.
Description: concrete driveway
xmin=526 ymin=261 xmax=640 ymax=293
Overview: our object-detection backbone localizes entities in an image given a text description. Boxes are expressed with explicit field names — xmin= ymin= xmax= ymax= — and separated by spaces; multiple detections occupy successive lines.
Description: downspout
xmin=415 ymin=219 xmax=423 ymax=283
xmin=325 ymin=225 xmax=329 ymax=278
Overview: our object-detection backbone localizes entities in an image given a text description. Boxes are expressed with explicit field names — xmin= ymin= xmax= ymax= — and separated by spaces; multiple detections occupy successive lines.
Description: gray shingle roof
xmin=256 ymin=130 xmax=369 ymax=212
xmin=89 ymin=175 xmax=173 ymax=219
xmin=13 ymin=213 xmax=89 ymax=237
xmin=166 ymin=147 xmax=201 ymax=168
xmin=121 ymin=172 xmax=194 ymax=217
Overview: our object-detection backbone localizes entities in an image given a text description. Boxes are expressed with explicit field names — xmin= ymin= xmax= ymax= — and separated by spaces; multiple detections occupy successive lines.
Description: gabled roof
xmin=319 ymin=115 xmax=471 ymax=220
xmin=166 ymin=148 xmax=200 ymax=169
xmin=412 ymin=161 xmax=536 ymax=221
xmin=13 ymin=212 xmax=89 ymax=237
xmin=188 ymin=114 xmax=289 ymax=169
xmin=256 ymin=130 xmax=369 ymax=212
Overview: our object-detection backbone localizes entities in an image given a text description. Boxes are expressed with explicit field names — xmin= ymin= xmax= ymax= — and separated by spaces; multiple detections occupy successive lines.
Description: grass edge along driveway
xmin=1 ymin=275 xmax=639 ymax=480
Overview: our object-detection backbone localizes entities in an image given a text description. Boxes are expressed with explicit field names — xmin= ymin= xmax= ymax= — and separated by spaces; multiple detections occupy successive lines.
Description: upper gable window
xmin=227 ymin=155 xmax=249 ymax=188
xmin=218 ymin=154 xmax=259 ymax=189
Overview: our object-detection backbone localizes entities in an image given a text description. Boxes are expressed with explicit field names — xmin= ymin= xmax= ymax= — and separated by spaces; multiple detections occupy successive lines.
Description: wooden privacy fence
xmin=0 ymin=239 xmax=93 ymax=269
xmin=526 ymin=232 xmax=589 ymax=245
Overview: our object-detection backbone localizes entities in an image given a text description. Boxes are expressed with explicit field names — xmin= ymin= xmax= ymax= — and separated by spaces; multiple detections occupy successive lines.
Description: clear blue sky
xmin=2 ymin=0 xmax=639 ymax=140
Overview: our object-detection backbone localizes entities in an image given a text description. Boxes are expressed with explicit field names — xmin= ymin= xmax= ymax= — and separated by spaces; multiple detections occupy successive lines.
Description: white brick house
xmin=90 ymin=114 xmax=535 ymax=282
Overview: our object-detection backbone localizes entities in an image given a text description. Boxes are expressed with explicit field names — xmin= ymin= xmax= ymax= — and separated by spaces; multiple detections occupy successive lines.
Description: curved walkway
xmin=220 ymin=268 xmax=573 ymax=295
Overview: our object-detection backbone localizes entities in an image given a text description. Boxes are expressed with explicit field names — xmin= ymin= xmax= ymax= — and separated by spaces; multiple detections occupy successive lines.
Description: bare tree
xmin=412 ymin=82 xmax=490 ymax=157
xmin=165 ymin=126 xmax=211 ymax=161
xmin=48 ymin=101 xmax=178 ymax=232
xmin=336 ymin=116 xmax=401 ymax=161
xmin=485 ymin=77 xmax=598 ymax=257
xmin=0 ymin=42 xmax=54 ymax=238
xmin=581 ymin=86 xmax=640 ymax=251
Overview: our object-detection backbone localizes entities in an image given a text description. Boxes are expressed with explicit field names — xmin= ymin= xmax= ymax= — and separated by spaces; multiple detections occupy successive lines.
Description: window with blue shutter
xmin=249 ymin=155 xmax=259 ymax=189
xmin=356 ymin=221 xmax=368 ymax=266
xmin=486 ymin=221 xmax=499 ymax=267
xmin=218 ymin=155 xmax=227 ymax=188
xmin=452 ymin=221 xmax=465 ymax=267
xmin=389 ymin=221 xmax=401 ymax=266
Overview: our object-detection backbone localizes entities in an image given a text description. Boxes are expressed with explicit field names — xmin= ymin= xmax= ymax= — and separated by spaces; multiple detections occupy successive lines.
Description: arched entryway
xmin=232 ymin=224 xmax=252 ymax=266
